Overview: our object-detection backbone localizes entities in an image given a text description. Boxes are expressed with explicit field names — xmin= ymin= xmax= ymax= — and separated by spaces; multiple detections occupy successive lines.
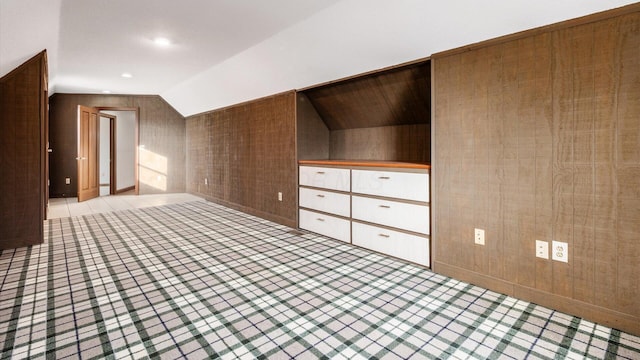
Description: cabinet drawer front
xmin=299 ymin=209 xmax=351 ymax=243
xmin=352 ymin=222 xmax=429 ymax=266
xmin=352 ymin=169 xmax=429 ymax=202
xmin=352 ymin=196 xmax=429 ymax=235
xmin=299 ymin=188 xmax=350 ymax=217
xmin=299 ymin=166 xmax=350 ymax=191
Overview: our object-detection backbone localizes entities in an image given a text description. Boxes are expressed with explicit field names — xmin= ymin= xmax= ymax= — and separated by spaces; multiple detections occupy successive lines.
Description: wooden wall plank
xmin=0 ymin=51 xmax=47 ymax=250
xmin=304 ymin=62 xmax=430 ymax=130
xmin=432 ymin=8 xmax=640 ymax=335
xmin=329 ymin=124 xmax=429 ymax=162
xmin=185 ymin=92 xmax=297 ymax=228
xmin=134 ymin=96 xmax=186 ymax=194
xmin=296 ymin=93 xmax=330 ymax=161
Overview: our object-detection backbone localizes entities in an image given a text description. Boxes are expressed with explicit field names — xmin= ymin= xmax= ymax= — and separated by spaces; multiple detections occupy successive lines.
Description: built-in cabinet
xmin=299 ymin=165 xmax=351 ymax=242
xmin=295 ymin=60 xmax=432 ymax=267
xmin=299 ymin=161 xmax=430 ymax=266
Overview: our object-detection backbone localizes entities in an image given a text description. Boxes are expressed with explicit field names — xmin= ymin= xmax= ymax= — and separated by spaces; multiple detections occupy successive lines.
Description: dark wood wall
xmin=296 ymin=93 xmax=330 ymax=160
xmin=186 ymin=92 xmax=297 ymax=227
xmin=432 ymin=7 xmax=640 ymax=335
xmin=330 ymin=124 xmax=430 ymax=162
xmin=304 ymin=61 xmax=430 ymax=130
xmin=49 ymin=94 xmax=186 ymax=197
xmin=0 ymin=51 xmax=48 ymax=250
xmin=299 ymin=60 xmax=431 ymax=163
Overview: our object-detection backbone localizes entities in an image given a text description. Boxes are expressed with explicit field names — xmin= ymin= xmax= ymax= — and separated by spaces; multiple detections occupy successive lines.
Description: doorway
xmin=98 ymin=113 xmax=115 ymax=196
xmin=77 ymin=106 xmax=139 ymax=202
xmin=99 ymin=109 xmax=137 ymax=196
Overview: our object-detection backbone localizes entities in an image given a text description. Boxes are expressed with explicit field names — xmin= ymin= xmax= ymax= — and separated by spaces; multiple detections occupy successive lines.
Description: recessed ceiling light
xmin=121 ymin=73 xmax=133 ymax=78
xmin=102 ymin=90 xmax=111 ymax=94
xmin=154 ymin=37 xmax=171 ymax=47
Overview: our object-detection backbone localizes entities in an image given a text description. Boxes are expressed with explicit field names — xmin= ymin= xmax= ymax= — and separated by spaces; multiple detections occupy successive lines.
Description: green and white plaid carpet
xmin=1 ymin=201 xmax=638 ymax=359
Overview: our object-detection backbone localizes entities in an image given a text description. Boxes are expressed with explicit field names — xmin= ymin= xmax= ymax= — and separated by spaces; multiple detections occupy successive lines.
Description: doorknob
xmin=76 ymin=157 xmax=86 ymax=160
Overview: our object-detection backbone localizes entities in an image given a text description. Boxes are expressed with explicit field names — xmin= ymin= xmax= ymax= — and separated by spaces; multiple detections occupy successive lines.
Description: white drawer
xmin=299 ymin=166 xmax=350 ymax=192
xmin=352 ymin=222 xmax=429 ymax=266
xmin=299 ymin=188 xmax=350 ymax=217
xmin=352 ymin=169 xmax=429 ymax=202
xmin=352 ymin=195 xmax=429 ymax=235
xmin=299 ymin=209 xmax=351 ymax=243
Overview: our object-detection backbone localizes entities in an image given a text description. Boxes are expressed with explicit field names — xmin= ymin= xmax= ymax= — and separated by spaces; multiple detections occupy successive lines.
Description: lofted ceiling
xmin=1 ymin=0 xmax=637 ymax=116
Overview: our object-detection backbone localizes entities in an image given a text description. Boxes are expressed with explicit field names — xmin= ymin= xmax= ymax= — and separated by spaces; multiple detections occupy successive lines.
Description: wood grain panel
xmin=304 ymin=62 xmax=430 ymax=130
xmin=296 ymin=93 xmax=329 ymax=160
xmin=615 ymin=12 xmax=640 ymax=318
xmin=432 ymin=8 xmax=640 ymax=335
xmin=133 ymin=96 xmax=186 ymax=194
xmin=185 ymin=92 xmax=297 ymax=228
xmin=298 ymin=61 xmax=431 ymax=166
xmin=329 ymin=124 xmax=429 ymax=162
xmin=0 ymin=51 xmax=47 ymax=250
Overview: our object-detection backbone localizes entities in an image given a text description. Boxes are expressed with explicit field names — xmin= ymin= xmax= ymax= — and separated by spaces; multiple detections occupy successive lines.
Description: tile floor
xmin=47 ymin=193 xmax=204 ymax=219
xmin=2 ymin=198 xmax=639 ymax=359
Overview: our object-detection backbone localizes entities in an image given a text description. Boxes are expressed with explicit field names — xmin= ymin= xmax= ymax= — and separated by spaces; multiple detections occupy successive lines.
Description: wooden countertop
xmin=298 ymin=159 xmax=431 ymax=170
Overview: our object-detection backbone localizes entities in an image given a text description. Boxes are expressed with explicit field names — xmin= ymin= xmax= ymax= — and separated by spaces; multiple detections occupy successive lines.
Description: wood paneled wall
xmin=49 ymin=94 xmax=186 ymax=197
xmin=298 ymin=61 xmax=431 ymax=163
xmin=296 ymin=93 xmax=329 ymax=160
xmin=0 ymin=51 xmax=47 ymax=250
xmin=330 ymin=124 xmax=430 ymax=162
xmin=186 ymin=92 xmax=297 ymax=228
xmin=304 ymin=61 xmax=430 ymax=130
xmin=432 ymin=7 xmax=640 ymax=335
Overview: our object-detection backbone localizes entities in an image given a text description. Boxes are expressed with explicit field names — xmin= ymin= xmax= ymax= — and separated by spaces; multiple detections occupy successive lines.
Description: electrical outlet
xmin=474 ymin=228 xmax=485 ymax=245
xmin=535 ymin=240 xmax=549 ymax=259
xmin=278 ymin=192 xmax=283 ymax=202
xmin=552 ymin=240 xmax=568 ymax=263
xmin=65 ymin=177 xmax=71 ymax=185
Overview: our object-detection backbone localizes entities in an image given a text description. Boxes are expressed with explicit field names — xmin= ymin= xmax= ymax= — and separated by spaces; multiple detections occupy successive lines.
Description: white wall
xmin=0 ymin=0 xmax=61 ymax=83
xmin=103 ymin=110 xmax=136 ymax=191
xmin=99 ymin=115 xmax=111 ymax=196
xmin=162 ymin=0 xmax=637 ymax=116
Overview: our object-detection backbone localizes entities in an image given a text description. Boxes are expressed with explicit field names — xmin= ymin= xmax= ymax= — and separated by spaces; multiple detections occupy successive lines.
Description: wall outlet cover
xmin=552 ymin=240 xmax=568 ymax=263
xmin=474 ymin=228 xmax=485 ymax=245
xmin=535 ymin=240 xmax=549 ymax=259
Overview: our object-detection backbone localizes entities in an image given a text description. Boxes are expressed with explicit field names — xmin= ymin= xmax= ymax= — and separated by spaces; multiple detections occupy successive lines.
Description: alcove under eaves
xmin=296 ymin=59 xmax=431 ymax=164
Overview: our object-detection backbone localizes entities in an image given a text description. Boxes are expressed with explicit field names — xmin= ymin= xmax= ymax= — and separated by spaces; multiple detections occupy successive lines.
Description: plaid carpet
xmin=1 ymin=201 xmax=638 ymax=359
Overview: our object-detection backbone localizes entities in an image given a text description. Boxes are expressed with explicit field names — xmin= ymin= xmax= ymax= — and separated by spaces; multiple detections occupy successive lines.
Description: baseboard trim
xmin=115 ymin=186 xmax=135 ymax=194
xmin=433 ymin=261 xmax=639 ymax=336
xmin=193 ymin=193 xmax=297 ymax=229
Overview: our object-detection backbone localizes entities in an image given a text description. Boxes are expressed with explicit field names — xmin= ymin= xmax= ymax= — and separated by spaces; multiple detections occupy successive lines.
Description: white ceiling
xmin=1 ymin=0 xmax=637 ymax=116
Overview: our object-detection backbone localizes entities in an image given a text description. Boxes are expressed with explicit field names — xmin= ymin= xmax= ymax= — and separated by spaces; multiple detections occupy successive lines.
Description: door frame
xmin=97 ymin=107 xmax=140 ymax=195
xmin=98 ymin=112 xmax=117 ymax=195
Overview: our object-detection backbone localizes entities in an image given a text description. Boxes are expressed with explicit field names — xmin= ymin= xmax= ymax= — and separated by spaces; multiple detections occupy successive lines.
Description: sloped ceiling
xmin=1 ymin=0 xmax=636 ymax=116
xmin=303 ymin=61 xmax=430 ymax=130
